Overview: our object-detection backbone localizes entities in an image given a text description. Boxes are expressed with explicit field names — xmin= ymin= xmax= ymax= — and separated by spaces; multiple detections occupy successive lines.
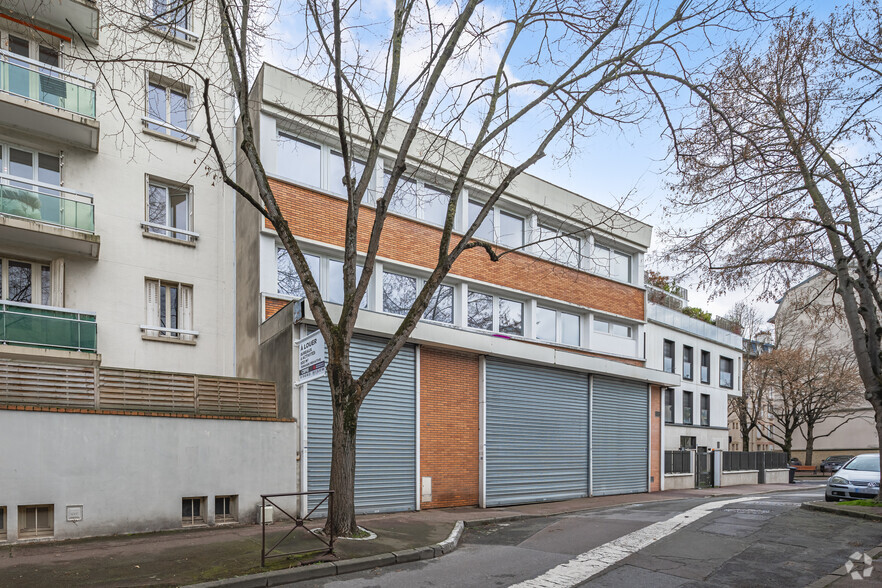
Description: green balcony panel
xmin=0 ymin=184 xmax=94 ymax=233
xmin=1 ymin=303 xmax=97 ymax=353
xmin=1 ymin=58 xmax=96 ymax=118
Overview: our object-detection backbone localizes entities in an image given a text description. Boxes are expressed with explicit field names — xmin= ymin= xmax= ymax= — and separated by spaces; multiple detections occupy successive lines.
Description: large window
xmin=146 ymin=180 xmax=192 ymax=241
xmin=382 ymin=271 xmax=417 ymax=316
xmin=182 ymin=497 xmax=204 ymax=526
xmin=327 ymin=259 xmax=367 ymax=308
xmin=534 ymin=307 xmax=581 ymax=346
xmin=144 ymin=279 xmax=194 ymax=340
xmin=146 ymin=79 xmax=190 ymax=140
xmin=683 ymin=391 xmax=693 ymax=425
xmin=720 ymin=356 xmax=734 ymax=389
xmin=0 ymin=258 xmax=51 ymax=305
xmin=424 ymin=284 xmax=454 ymax=324
xmin=683 ymin=345 xmax=693 ymax=381
xmin=700 ymin=350 xmax=711 ymax=384
xmin=328 ymin=152 xmax=367 ymax=199
xmin=700 ymin=394 xmax=710 ymax=426
xmin=277 ymin=249 xmax=320 ymax=299
xmin=664 ymin=388 xmax=674 ymax=424
xmin=467 ymin=291 xmax=493 ymax=330
xmin=3 ymin=33 xmax=63 ymax=108
xmin=538 ymin=224 xmax=581 ymax=267
xmin=498 ymin=298 xmax=524 ymax=335
xmin=663 ymin=339 xmax=675 ymax=373
xmin=594 ymin=244 xmax=632 ymax=282
xmin=277 ymin=134 xmax=322 ymax=188
xmin=468 ymin=200 xmax=495 ymax=241
xmin=385 ymin=172 xmax=452 ymax=226
xmin=498 ymin=211 xmax=525 ymax=249
xmin=151 ymin=0 xmax=193 ymax=40
xmin=215 ymin=496 xmax=237 ymax=524
xmin=593 ymin=318 xmax=632 ymax=338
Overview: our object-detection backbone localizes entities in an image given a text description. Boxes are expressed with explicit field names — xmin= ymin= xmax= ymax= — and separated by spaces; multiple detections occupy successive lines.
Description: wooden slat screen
xmin=98 ymin=368 xmax=196 ymax=413
xmin=196 ymin=378 xmax=277 ymax=418
xmin=0 ymin=360 xmax=95 ymax=407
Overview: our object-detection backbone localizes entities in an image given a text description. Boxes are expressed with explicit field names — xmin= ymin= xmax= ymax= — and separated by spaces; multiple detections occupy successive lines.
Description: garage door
xmin=307 ymin=335 xmax=416 ymax=514
xmin=591 ymin=375 xmax=648 ymax=496
xmin=485 ymin=358 xmax=589 ymax=507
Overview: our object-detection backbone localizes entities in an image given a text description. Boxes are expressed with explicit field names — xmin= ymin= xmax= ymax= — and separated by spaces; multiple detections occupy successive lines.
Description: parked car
xmin=820 ymin=455 xmax=855 ymax=474
xmin=789 ymin=457 xmax=802 ymax=466
xmin=825 ymin=454 xmax=881 ymax=502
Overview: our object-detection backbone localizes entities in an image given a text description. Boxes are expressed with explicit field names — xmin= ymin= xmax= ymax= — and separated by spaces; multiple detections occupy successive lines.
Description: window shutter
xmin=50 ymin=258 xmax=64 ymax=307
xmin=145 ymin=279 xmax=159 ymax=337
xmin=180 ymin=285 xmax=193 ymax=341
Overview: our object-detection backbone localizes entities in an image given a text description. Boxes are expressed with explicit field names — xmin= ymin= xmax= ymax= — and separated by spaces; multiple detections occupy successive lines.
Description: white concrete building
xmin=644 ymin=284 xmax=743 ymax=453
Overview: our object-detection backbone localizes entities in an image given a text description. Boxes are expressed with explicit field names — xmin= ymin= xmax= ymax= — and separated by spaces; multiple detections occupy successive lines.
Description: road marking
xmin=509 ymin=496 xmax=760 ymax=588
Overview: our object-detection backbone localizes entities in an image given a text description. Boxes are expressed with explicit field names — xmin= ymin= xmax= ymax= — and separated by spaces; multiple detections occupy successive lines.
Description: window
xmin=146 ymin=180 xmax=193 ymax=240
xmin=0 ymin=506 xmax=6 ymax=540
xmin=683 ymin=391 xmax=693 ymax=425
xmin=538 ymin=224 xmax=581 ymax=267
xmin=535 ymin=306 xmax=580 ymax=346
xmin=423 ymin=284 xmax=454 ymax=324
xmin=720 ymin=356 xmax=733 ymax=389
xmin=384 ymin=172 xmax=452 ymax=226
xmin=277 ymin=250 xmax=320 ymax=299
xmin=683 ymin=346 xmax=693 ymax=381
xmin=467 ymin=291 xmax=493 ymax=330
xmin=700 ymin=350 xmax=711 ymax=384
xmin=277 ymin=134 xmax=321 ymax=188
xmin=146 ymin=80 xmax=190 ymax=140
xmin=593 ymin=318 xmax=632 ymax=338
xmin=700 ymin=394 xmax=710 ymax=426
xmin=214 ymin=496 xmax=237 ymax=524
xmin=594 ymin=244 xmax=632 ymax=282
xmin=680 ymin=436 xmax=696 ymax=450
xmin=382 ymin=271 xmax=417 ymax=316
xmin=0 ymin=258 xmax=52 ymax=305
xmin=468 ymin=200 xmax=495 ymax=241
xmin=144 ymin=279 xmax=194 ymax=340
xmin=182 ymin=497 xmax=204 ymax=526
xmin=151 ymin=0 xmax=194 ymax=40
xmin=664 ymin=388 xmax=674 ymax=424
xmin=3 ymin=34 xmax=63 ymax=108
xmin=498 ymin=211 xmax=525 ymax=249
xmin=328 ymin=152 xmax=367 ymax=198
xmin=18 ymin=505 xmax=52 ymax=538
xmin=327 ymin=259 xmax=367 ymax=308
xmin=498 ymin=298 xmax=523 ymax=336
xmin=663 ymin=339 xmax=675 ymax=373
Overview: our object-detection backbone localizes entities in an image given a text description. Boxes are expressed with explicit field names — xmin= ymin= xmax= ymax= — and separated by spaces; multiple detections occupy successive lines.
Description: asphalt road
xmin=289 ymin=484 xmax=882 ymax=587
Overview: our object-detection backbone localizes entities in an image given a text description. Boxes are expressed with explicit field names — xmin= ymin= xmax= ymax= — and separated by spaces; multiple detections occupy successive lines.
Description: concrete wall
xmin=0 ymin=410 xmax=297 ymax=542
xmin=765 ymin=469 xmax=790 ymax=484
xmin=720 ymin=470 xmax=759 ymax=486
xmin=664 ymin=473 xmax=694 ymax=490
xmin=664 ymin=424 xmax=729 ymax=452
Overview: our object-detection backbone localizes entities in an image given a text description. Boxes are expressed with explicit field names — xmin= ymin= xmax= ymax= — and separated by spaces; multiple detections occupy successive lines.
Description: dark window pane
xmin=683 ymin=391 xmax=693 ymax=425
xmin=423 ymin=284 xmax=453 ymax=323
xmin=663 ymin=340 xmax=675 ymax=373
xmin=382 ymin=272 xmax=417 ymax=316
xmin=41 ymin=265 xmax=50 ymax=306
xmin=8 ymin=261 xmax=32 ymax=303
xmin=499 ymin=299 xmax=523 ymax=336
xmin=467 ymin=291 xmax=493 ymax=330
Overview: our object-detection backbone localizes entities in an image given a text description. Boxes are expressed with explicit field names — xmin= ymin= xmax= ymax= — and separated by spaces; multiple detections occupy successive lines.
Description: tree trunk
xmin=324 ymin=389 xmax=360 ymax=537
xmin=805 ymin=423 xmax=814 ymax=466
xmin=873 ymin=396 xmax=882 ymax=502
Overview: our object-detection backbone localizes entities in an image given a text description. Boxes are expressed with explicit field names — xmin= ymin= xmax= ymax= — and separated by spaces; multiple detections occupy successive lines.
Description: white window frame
xmin=381 ymin=268 xmax=455 ymax=325
xmin=467 ymin=198 xmax=529 ymax=248
xmin=534 ymin=305 xmax=581 ymax=346
xmin=592 ymin=241 xmax=633 ymax=283
xmin=142 ymin=278 xmax=196 ymax=341
xmin=143 ymin=76 xmax=197 ymax=141
xmin=535 ymin=222 xmax=583 ymax=268
xmin=592 ymin=317 xmax=634 ymax=339
xmin=143 ymin=177 xmax=198 ymax=241
xmin=149 ymin=0 xmax=199 ymax=43
xmin=0 ymin=257 xmax=52 ymax=306
xmin=1 ymin=29 xmax=63 ymax=67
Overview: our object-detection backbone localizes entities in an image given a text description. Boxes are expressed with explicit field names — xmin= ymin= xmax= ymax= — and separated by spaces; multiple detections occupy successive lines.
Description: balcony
xmin=11 ymin=0 xmax=100 ymax=46
xmin=0 ymin=174 xmax=99 ymax=258
xmin=0 ymin=301 xmax=97 ymax=354
xmin=0 ymin=51 xmax=99 ymax=151
xmin=647 ymin=302 xmax=743 ymax=349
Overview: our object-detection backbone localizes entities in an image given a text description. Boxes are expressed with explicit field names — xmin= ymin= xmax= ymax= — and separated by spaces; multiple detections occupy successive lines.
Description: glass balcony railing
xmin=0 ymin=300 xmax=97 ymax=353
xmin=0 ymin=49 xmax=96 ymax=118
xmin=0 ymin=174 xmax=94 ymax=233
xmin=648 ymin=303 xmax=743 ymax=349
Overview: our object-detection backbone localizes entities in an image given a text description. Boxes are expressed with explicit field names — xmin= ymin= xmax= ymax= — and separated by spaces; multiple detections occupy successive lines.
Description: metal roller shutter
xmin=485 ymin=358 xmax=589 ymax=507
xmin=307 ymin=334 xmax=416 ymax=514
xmin=591 ymin=375 xmax=648 ymax=496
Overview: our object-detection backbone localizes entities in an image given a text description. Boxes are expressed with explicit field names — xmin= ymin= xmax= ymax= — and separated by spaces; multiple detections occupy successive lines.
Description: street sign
xmin=298 ymin=331 xmax=326 ymax=383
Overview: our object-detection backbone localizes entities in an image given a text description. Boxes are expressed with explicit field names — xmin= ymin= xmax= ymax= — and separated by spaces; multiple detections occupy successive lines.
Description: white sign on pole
xmin=298 ymin=330 xmax=326 ymax=383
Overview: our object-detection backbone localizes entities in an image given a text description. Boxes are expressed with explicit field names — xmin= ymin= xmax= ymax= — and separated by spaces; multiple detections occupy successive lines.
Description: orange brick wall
xmin=268 ymin=179 xmax=644 ymax=320
xmin=265 ymin=297 xmax=289 ymax=320
xmin=419 ymin=347 xmax=480 ymax=509
xmin=650 ymin=385 xmax=662 ymax=492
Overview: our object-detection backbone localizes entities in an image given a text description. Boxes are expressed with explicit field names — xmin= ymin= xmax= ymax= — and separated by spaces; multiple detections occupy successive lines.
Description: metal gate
xmin=696 ymin=450 xmax=713 ymax=488
xmin=307 ymin=335 xmax=416 ymax=514
xmin=485 ymin=358 xmax=589 ymax=507
xmin=591 ymin=376 xmax=649 ymax=496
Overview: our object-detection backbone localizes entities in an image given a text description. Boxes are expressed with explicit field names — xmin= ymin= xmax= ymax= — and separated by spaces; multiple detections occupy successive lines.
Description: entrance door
xmin=696 ymin=449 xmax=713 ymax=488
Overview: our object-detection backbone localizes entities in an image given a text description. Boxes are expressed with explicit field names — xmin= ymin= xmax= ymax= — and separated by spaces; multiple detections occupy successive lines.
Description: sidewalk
xmin=0 ymin=482 xmax=820 ymax=587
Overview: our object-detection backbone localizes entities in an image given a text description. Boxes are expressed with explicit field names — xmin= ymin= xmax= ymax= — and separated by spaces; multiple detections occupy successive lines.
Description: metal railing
xmin=0 ymin=300 xmax=97 ymax=353
xmin=141 ymin=116 xmax=199 ymax=142
xmin=665 ymin=450 xmax=692 ymax=474
xmin=261 ymin=491 xmax=335 ymax=567
xmin=0 ymin=174 xmax=94 ymax=233
xmin=0 ymin=49 xmax=96 ymax=118
xmin=723 ymin=451 xmax=788 ymax=472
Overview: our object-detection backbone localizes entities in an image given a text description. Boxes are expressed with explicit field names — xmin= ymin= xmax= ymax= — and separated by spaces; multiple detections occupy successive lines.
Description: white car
xmin=825 ymin=454 xmax=881 ymax=502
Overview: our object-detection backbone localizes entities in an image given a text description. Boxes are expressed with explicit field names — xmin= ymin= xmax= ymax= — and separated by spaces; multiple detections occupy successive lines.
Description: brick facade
xmin=650 ymin=385 xmax=662 ymax=492
xmin=265 ymin=296 xmax=290 ymax=320
xmin=419 ymin=347 xmax=480 ymax=509
xmin=268 ymin=179 xmax=644 ymax=320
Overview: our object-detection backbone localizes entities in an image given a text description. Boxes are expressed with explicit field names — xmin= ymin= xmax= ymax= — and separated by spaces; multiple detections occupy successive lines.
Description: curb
xmin=190 ymin=521 xmax=465 ymax=587
xmin=806 ymin=545 xmax=882 ymax=588
xmin=801 ymin=501 xmax=882 ymax=522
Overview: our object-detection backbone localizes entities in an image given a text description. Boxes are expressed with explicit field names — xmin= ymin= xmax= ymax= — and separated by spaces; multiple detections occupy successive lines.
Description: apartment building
xmin=644 ymin=284 xmax=743 ymax=454
xmin=236 ymin=64 xmax=681 ymax=515
xmin=0 ymin=1 xmax=295 ymax=542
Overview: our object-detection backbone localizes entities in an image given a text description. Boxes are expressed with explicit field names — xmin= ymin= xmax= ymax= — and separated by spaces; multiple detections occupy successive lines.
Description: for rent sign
xmin=298 ymin=331 xmax=326 ymax=383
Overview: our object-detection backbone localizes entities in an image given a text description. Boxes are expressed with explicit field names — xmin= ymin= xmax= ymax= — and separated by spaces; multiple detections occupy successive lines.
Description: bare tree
xmin=725 ymin=302 xmax=768 ymax=450
xmin=663 ymin=5 xmax=882 ymax=496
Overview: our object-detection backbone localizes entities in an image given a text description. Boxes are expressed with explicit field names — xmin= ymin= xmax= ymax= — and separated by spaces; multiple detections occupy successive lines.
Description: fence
xmin=665 ymin=450 xmax=692 ymax=474
xmin=723 ymin=451 xmax=788 ymax=472
xmin=0 ymin=360 xmax=277 ymax=418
